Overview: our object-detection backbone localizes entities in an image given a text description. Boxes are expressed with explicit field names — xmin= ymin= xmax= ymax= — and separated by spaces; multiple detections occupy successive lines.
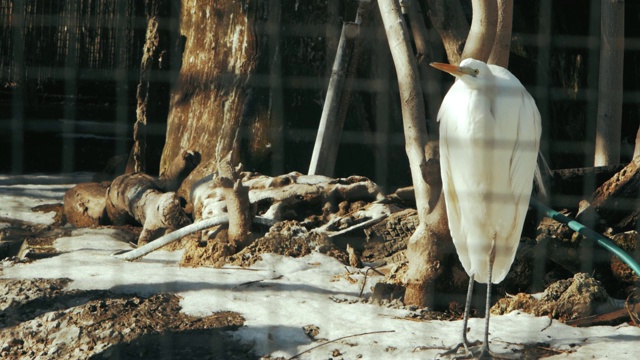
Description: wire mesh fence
xmin=1 ymin=0 xmax=640 ymax=357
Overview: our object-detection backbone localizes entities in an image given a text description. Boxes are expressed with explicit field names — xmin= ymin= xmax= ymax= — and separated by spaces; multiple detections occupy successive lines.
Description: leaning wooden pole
xmin=309 ymin=0 xmax=373 ymax=176
xmin=377 ymin=0 xmax=450 ymax=307
xmin=308 ymin=22 xmax=359 ymax=176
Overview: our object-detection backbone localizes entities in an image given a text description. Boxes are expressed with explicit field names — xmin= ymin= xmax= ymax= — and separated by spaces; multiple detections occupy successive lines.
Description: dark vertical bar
xmin=114 ymin=0 xmax=129 ymax=160
xmin=585 ymin=0 xmax=601 ymax=170
xmin=374 ymin=25 xmax=390 ymax=192
xmin=580 ymin=0 xmax=602 ymax=275
xmin=11 ymin=0 xmax=25 ymax=174
xmin=268 ymin=0 xmax=284 ymax=175
xmin=62 ymin=0 xmax=79 ymax=172
xmin=531 ymin=0 xmax=552 ymax=290
xmin=535 ymin=0 xmax=551 ymax=167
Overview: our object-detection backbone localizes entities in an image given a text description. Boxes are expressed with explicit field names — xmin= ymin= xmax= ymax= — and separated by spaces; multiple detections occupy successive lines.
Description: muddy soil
xmin=0 ymin=278 xmax=256 ymax=360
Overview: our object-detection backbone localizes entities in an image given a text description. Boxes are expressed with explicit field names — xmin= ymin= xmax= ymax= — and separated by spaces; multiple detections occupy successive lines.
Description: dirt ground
xmin=0 ymin=277 xmax=256 ymax=360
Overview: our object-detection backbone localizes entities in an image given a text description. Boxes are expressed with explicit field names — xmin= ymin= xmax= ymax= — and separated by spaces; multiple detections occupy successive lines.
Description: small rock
xmin=302 ymin=324 xmax=320 ymax=339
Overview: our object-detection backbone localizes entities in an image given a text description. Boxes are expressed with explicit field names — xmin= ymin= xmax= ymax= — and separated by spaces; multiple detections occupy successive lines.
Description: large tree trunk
xmin=159 ymin=1 xmax=353 ymax=207
xmin=159 ymin=0 xmax=263 ymax=202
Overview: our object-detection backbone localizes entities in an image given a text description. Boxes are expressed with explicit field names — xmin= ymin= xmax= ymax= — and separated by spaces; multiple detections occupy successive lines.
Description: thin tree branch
xmin=288 ymin=330 xmax=396 ymax=360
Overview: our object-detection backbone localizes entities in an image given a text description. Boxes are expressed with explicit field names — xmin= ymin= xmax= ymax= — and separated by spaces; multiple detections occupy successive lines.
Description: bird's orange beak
xmin=430 ymin=62 xmax=466 ymax=77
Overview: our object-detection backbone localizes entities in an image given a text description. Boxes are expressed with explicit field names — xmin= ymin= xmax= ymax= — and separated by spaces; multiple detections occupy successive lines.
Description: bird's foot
xmin=437 ymin=339 xmax=482 ymax=359
xmin=478 ymin=345 xmax=521 ymax=359
xmin=438 ymin=342 xmax=518 ymax=359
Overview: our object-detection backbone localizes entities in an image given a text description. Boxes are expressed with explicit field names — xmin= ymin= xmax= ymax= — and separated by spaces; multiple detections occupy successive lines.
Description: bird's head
xmin=430 ymin=58 xmax=492 ymax=89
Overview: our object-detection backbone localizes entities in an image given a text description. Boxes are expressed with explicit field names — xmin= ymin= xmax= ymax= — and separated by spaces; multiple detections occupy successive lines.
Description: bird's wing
xmin=508 ymin=91 xmax=541 ymax=211
xmin=437 ymin=86 xmax=479 ymax=276
xmin=490 ymin=89 xmax=541 ymax=281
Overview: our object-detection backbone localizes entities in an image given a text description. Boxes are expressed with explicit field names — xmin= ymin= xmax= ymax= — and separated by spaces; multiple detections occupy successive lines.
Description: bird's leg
xmin=461 ymin=273 xmax=476 ymax=352
xmin=438 ymin=274 xmax=481 ymax=358
xmin=477 ymin=239 xmax=496 ymax=359
xmin=475 ymin=239 xmax=520 ymax=359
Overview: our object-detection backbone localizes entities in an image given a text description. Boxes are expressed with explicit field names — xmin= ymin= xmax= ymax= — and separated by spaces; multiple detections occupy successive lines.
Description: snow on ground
xmin=2 ymin=175 xmax=640 ymax=359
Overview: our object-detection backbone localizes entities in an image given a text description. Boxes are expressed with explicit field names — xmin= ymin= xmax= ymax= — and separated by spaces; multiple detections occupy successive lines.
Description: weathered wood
xmin=364 ymin=208 xmax=418 ymax=246
xmin=588 ymin=157 xmax=640 ymax=230
xmin=63 ymin=182 xmax=111 ymax=227
xmin=308 ymin=21 xmax=361 ymax=177
xmin=535 ymin=212 xmax=582 ymax=274
xmin=546 ymin=165 xmax=625 ymax=210
xmin=157 ymin=150 xmax=200 ymax=192
xmin=106 ymin=173 xmax=191 ymax=245
xmin=159 ymin=0 xmax=262 ymax=195
xmin=194 ymin=172 xmax=384 ymax=224
xmin=133 ymin=14 xmax=160 ymax=173
xmin=105 ymin=150 xmax=198 ymax=245
xmin=216 ymin=154 xmax=253 ymax=248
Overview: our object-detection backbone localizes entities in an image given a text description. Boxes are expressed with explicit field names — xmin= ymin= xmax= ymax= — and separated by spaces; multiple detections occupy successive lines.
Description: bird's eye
xmin=473 ymin=69 xmax=479 ymax=76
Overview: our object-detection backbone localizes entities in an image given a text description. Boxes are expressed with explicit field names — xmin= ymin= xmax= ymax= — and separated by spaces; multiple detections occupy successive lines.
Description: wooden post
xmin=595 ymin=0 xmax=624 ymax=166
xmin=308 ymin=22 xmax=360 ymax=176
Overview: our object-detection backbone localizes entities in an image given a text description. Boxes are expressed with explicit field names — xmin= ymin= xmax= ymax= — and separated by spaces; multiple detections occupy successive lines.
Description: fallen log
xmin=63 ymin=181 xmax=111 ymax=227
xmin=587 ymin=157 xmax=640 ymax=231
xmin=105 ymin=150 xmax=199 ymax=245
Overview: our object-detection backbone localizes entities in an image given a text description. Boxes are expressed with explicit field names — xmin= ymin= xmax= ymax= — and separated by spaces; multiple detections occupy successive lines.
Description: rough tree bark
xmin=159 ymin=0 xmax=263 ymax=204
xmin=378 ymin=0 xmax=450 ymax=308
xmin=159 ymin=1 xmax=347 ymax=208
xmin=133 ymin=2 xmax=163 ymax=173
xmin=595 ymin=0 xmax=624 ymax=166
xmin=106 ymin=150 xmax=199 ymax=245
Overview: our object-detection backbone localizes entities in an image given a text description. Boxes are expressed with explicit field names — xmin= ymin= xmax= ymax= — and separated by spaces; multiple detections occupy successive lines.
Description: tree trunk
xmin=594 ymin=0 xmax=624 ymax=166
xmin=159 ymin=0 xmax=263 ymax=202
xmin=159 ymin=1 xmax=347 ymax=207
xmin=422 ymin=0 xmax=469 ymax=65
xmin=377 ymin=0 xmax=450 ymax=308
xmin=460 ymin=0 xmax=498 ymax=62
xmin=487 ymin=0 xmax=513 ymax=67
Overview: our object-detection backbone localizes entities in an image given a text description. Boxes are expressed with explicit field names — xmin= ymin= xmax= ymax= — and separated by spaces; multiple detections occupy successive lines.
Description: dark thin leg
xmin=479 ymin=239 xmax=497 ymax=358
xmin=461 ymin=274 xmax=475 ymax=353
xmin=438 ymin=274 xmax=481 ymax=358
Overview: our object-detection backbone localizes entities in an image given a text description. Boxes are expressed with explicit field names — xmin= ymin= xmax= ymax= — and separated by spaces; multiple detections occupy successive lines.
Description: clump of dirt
xmin=492 ymin=272 xmax=615 ymax=323
xmin=229 ymin=221 xmax=349 ymax=267
xmin=0 ymin=278 xmax=255 ymax=360
xmin=180 ymin=220 xmax=349 ymax=268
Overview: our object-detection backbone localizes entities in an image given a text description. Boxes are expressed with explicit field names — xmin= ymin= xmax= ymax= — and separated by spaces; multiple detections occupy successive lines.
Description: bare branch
xmin=423 ymin=0 xmax=469 ymax=64
xmin=461 ymin=0 xmax=498 ymax=62
xmin=487 ymin=0 xmax=513 ymax=67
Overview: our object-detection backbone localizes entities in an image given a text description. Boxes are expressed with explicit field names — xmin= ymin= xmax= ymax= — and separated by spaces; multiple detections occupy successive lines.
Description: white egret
xmin=431 ymin=58 xmax=541 ymax=358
